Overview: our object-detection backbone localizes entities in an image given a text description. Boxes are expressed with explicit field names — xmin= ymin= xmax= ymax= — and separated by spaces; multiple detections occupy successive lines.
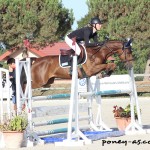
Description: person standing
xmin=7 ymin=58 xmax=17 ymax=113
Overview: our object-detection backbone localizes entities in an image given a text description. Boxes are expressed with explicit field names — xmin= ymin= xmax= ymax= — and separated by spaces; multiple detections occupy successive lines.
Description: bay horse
xmin=29 ymin=39 xmax=133 ymax=89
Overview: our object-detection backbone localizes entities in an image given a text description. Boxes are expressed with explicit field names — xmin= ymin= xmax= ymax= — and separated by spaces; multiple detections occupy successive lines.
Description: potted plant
xmin=0 ymin=113 xmax=28 ymax=148
xmin=112 ymin=104 xmax=139 ymax=131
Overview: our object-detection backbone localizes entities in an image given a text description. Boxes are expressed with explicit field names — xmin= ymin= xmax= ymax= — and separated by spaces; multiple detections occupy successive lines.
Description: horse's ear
xmin=125 ymin=38 xmax=132 ymax=47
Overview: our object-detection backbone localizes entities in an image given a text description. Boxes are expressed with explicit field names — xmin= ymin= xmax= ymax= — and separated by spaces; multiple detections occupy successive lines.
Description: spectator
xmin=7 ymin=58 xmax=17 ymax=114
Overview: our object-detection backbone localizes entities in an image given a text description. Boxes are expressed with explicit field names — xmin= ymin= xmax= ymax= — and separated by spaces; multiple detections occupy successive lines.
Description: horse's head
xmin=100 ymin=39 xmax=133 ymax=69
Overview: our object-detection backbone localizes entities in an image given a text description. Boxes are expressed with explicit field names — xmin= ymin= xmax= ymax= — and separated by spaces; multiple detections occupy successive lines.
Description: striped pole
xmin=33 ymin=118 xmax=68 ymax=127
xmin=32 ymin=93 xmax=70 ymax=101
xmin=36 ymin=127 xmax=71 ymax=136
xmin=80 ymin=89 xmax=131 ymax=97
xmin=33 ymin=116 xmax=89 ymax=127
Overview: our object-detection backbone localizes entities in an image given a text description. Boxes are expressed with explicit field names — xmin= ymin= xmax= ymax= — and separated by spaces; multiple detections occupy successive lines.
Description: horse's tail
xmin=30 ymin=57 xmax=37 ymax=65
xmin=21 ymin=57 xmax=37 ymax=66
xmin=20 ymin=57 xmax=36 ymax=86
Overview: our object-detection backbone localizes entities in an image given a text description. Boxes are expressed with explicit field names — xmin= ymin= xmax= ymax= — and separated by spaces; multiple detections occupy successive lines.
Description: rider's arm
xmin=84 ymin=29 xmax=99 ymax=47
xmin=93 ymin=32 xmax=99 ymax=43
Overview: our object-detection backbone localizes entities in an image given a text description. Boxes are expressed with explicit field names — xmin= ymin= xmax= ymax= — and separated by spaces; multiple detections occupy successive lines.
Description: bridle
xmin=104 ymin=43 xmax=133 ymax=62
xmin=89 ymin=41 xmax=133 ymax=62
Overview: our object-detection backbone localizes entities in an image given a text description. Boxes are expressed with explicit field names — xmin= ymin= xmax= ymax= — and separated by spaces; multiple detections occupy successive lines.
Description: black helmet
xmin=90 ymin=17 xmax=102 ymax=24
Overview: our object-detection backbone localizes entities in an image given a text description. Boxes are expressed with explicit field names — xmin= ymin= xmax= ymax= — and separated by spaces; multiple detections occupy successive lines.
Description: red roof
xmin=0 ymin=50 xmax=12 ymax=61
xmin=29 ymin=48 xmax=46 ymax=57
xmin=0 ymin=42 xmax=70 ymax=61
xmin=39 ymin=42 xmax=70 ymax=56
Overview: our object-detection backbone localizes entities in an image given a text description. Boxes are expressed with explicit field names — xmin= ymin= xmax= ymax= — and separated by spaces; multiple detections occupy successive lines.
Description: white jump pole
xmin=0 ymin=68 xmax=11 ymax=148
xmin=5 ymin=69 xmax=11 ymax=119
xmin=125 ymin=67 xmax=145 ymax=134
xmin=0 ymin=71 xmax=4 ymax=123
xmin=79 ymin=69 xmax=145 ymax=134
xmin=16 ymin=58 xmax=32 ymax=126
xmin=15 ymin=58 xmax=35 ymax=147
xmin=15 ymin=59 xmax=22 ymax=114
xmin=93 ymin=78 xmax=112 ymax=131
xmin=129 ymin=67 xmax=142 ymax=125
xmin=55 ymin=43 xmax=91 ymax=146
xmin=0 ymin=68 xmax=11 ymax=123
xmin=86 ymin=77 xmax=111 ymax=131
xmin=26 ymin=58 xmax=32 ymax=130
xmin=55 ymin=55 xmax=90 ymax=146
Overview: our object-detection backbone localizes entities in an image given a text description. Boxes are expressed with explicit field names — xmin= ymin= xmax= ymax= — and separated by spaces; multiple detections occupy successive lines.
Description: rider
xmin=65 ymin=17 xmax=103 ymax=56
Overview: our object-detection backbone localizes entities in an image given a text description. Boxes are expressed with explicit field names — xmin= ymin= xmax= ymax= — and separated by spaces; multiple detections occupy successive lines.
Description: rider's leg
xmin=65 ymin=35 xmax=81 ymax=55
xmin=65 ymin=36 xmax=81 ymax=75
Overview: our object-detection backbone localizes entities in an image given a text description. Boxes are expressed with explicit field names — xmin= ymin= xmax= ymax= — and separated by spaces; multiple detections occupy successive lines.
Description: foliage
xmin=0 ymin=114 xmax=28 ymax=132
xmin=113 ymin=104 xmax=139 ymax=119
xmin=0 ymin=0 xmax=74 ymax=49
xmin=78 ymin=0 xmax=150 ymax=74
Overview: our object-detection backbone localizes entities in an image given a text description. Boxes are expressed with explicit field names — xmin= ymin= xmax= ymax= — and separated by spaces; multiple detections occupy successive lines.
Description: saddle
xmin=59 ymin=44 xmax=87 ymax=68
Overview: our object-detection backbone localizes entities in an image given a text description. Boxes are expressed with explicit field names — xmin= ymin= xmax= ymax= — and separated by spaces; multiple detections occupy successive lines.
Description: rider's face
xmin=96 ymin=24 xmax=102 ymax=30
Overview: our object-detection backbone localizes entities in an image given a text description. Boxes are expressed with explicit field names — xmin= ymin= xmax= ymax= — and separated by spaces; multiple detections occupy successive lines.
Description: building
xmin=0 ymin=42 xmax=70 ymax=61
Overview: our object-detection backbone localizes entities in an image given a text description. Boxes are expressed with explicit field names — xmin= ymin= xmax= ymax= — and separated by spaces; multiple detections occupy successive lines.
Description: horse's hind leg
xmin=42 ymin=77 xmax=55 ymax=88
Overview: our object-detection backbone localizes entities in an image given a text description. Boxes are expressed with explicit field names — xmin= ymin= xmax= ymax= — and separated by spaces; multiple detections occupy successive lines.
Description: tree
xmin=0 ymin=0 xmax=74 ymax=49
xmin=78 ymin=0 xmax=150 ymax=74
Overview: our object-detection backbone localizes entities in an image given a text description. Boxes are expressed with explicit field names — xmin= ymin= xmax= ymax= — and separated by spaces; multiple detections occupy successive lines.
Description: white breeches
xmin=65 ymin=35 xmax=81 ymax=55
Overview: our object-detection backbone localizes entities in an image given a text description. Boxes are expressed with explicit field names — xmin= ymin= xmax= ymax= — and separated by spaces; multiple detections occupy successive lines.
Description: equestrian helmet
xmin=90 ymin=17 xmax=102 ymax=24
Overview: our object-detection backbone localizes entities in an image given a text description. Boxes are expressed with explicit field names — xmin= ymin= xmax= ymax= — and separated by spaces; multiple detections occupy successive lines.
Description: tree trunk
xmin=144 ymin=54 xmax=150 ymax=81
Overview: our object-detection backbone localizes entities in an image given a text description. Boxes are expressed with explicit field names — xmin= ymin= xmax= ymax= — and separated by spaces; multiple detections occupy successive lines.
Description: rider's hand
xmin=96 ymin=42 xmax=104 ymax=46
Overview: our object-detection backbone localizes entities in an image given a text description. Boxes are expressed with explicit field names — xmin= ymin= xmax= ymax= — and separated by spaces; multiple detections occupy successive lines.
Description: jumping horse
xmin=27 ymin=39 xmax=133 ymax=89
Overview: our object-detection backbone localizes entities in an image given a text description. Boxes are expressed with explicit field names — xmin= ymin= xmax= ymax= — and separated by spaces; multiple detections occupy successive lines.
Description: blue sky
xmin=62 ymin=0 xmax=88 ymax=30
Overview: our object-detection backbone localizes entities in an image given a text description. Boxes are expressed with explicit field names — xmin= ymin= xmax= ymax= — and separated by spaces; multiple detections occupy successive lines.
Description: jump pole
xmin=82 ymin=68 xmax=145 ymax=134
xmin=33 ymin=116 xmax=89 ymax=127
xmin=55 ymin=56 xmax=91 ymax=146
xmin=16 ymin=58 xmax=40 ymax=147
xmin=16 ymin=58 xmax=32 ymax=129
xmin=129 ymin=67 xmax=141 ymax=125
xmin=0 ymin=68 xmax=11 ymax=123
xmin=125 ymin=67 xmax=145 ymax=134
xmin=36 ymin=128 xmax=70 ymax=136
xmin=86 ymin=78 xmax=109 ymax=131
xmin=32 ymin=93 xmax=70 ymax=101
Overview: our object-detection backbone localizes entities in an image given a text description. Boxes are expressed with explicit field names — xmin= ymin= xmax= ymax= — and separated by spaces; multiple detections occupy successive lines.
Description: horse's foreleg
xmin=96 ymin=63 xmax=116 ymax=78
xmin=105 ymin=63 xmax=116 ymax=76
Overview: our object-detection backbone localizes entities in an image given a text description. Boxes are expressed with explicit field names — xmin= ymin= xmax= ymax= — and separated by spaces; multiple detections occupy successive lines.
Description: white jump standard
xmin=78 ymin=68 xmax=145 ymax=134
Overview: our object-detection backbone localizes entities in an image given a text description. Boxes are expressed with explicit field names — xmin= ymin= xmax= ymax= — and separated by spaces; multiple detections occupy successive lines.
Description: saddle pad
xmin=59 ymin=45 xmax=87 ymax=68
xmin=59 ymin=55 xmax=72 ymax=68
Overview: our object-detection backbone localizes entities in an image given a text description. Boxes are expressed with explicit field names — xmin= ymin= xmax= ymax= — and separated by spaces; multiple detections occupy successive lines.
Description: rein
xmin=89 ymin=46 xmax=102 ymax=61
xmin=104 ymin=44 xmax=133 ymax=62
xmin=89 ymin=41 xmax=133 ymax=63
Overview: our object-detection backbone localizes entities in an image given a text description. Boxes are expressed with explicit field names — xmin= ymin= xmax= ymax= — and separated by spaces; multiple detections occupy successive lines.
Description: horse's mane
xmin=85 ymin=40 xmax=124 ymax=50
xmin=106 ymin=40 xmax=123 ymax=43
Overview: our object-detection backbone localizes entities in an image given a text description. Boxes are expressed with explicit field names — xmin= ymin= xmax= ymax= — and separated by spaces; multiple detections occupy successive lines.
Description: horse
xmin=28 ymin=39 xmax=133 ymax=89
